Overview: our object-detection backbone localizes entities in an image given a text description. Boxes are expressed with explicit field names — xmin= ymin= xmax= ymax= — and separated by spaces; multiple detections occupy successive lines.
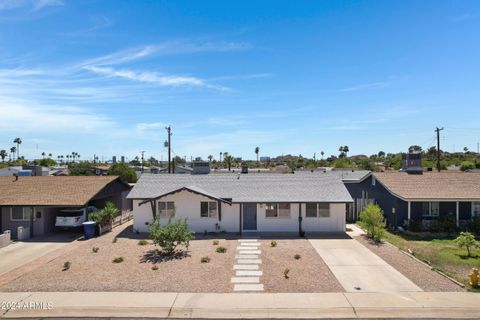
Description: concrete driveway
xmin=309 ymin=238 xmax=422 ymax=293
xmin=0 ymin=233 xmax=79 ymax=276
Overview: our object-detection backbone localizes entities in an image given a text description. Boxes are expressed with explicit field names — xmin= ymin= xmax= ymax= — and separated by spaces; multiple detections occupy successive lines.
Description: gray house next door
xmin=242 ymin=203 xmax=257 ymax=231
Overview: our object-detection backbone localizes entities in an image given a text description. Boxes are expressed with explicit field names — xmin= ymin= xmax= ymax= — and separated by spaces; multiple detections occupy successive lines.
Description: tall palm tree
xmin=41 ymin=152 xmax=46 ymax=158
xmin=0 ymin=150 xmax=7 ymax=162
xmin=320 ymin=151 xmax=324 ymax=160
xmin=255 ymin=146 xmax=260 ymax=163
xmin=10 ymin=146 xmax=16 ymax=161
xmin=219 ymin=152 xmax=223 ymax=162
xmin=207 ymin=155 xmax=213 ymax=163
xmin=343 ymin=146 xmax=349 ymax=157
xmin=48 ymin=153 xmax=52 ymax=158
xmin=224 ymin=155 xmax=233 ymax=171
xmin=13 ymin=138 xmax=21 ymax=159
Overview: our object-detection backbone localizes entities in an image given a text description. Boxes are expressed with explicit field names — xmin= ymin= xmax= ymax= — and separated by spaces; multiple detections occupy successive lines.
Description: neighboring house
xmin=0 ymin=176 xmax=131 ymax=239
xmin=127 ymin=173 xmax=352 ymax=234
xmin=344 ymin=171 xmax=480 ymax=228
xmin=0 ymin=166 xmax=23 ymax=177
xmin=95 ymin=166 xmax=110 ymax=176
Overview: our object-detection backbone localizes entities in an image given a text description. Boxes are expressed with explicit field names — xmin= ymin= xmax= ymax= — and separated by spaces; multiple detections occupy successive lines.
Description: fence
xmin=112 ymin=210 xmax=133 ymax=228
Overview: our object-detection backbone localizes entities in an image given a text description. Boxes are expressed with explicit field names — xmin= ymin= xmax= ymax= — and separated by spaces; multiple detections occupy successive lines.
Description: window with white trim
xmin=200 ymin=201 xmax=217 ymax=218
xmin=158 ymin=201 xmax=175 ymax=217
xmin=265 ymin=203 xmax=290 ymax=218
xmin=11 ymin=207 xmax=34 ymax=221
xmin=305 ymin=203 xmax=330 ymax=218
xmin=472 ymin=202 xmax=480 ymax=217
xmin=422 ymin=202 xmax=439 ymax=217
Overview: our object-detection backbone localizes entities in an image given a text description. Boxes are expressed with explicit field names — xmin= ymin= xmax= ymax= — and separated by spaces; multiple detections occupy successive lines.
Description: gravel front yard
xmin=0 ymin=222 xmax=237 ymax=292
xmin=355 ymin=235 xmax=464 ymax=292
xmin=260 ymin=238 xmax=344 ymax=292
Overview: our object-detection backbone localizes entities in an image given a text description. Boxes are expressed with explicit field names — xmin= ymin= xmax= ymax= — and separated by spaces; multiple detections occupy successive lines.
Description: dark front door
xmin=243 ymin=203 xmax=257 ymax=231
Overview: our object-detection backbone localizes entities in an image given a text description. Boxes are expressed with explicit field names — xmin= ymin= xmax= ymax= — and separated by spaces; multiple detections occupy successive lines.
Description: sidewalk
xmin=1 ymin=291 xmax=480 ymax=319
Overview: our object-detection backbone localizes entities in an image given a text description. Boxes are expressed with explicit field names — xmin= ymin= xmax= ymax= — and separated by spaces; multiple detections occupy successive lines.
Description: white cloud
xmin=0 ymin=0 xmax=63 ymax=11
xmin=338 ymin=81 xmax=390 ymax=92
xmin=136 ymin=122 xmax=167 ymax=131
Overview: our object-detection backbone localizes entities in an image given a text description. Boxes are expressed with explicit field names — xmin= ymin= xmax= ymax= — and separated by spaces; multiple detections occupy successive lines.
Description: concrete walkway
xmin=309 ymin=237 xmax=422 ymax=292
xmin=232 ymin=238 xmax=264 ymax=291
xmin=1 ymin=291 xmax=480 ymax=319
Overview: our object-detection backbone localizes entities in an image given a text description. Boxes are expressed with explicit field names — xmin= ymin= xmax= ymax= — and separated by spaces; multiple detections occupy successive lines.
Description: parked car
xmin=55 ymin=206 xmax=98 ymax=228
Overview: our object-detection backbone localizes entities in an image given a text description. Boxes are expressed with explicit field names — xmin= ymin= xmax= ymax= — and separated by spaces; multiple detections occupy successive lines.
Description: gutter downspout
xmin=239 ymin=203 xmax=242 ymax=235
xmin=298 ymin=203 xmax=303 ymax=237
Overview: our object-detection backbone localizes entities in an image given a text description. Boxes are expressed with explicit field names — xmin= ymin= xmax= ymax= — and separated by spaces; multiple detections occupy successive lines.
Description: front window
xmin=473 ymin=202 xmax=480 ymax=217
xmin=200 ymin=201 xmax=217 ymax=218
xmin=158 ymin=201 xmax=175 ymax=217
xmin=11 ymin=207 xmax=34 ymax=221
xmin=305 ymin=203 xmax=330 ymax=218
xmin=265 ymin=203 xmax=290 ymax=218
xmin=422 ymin=202 xmax=440 ymax=217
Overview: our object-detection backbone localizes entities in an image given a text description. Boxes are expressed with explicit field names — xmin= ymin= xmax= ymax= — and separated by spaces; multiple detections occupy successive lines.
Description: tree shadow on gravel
xmin=139 ymin=249 xmax=191 ymax=264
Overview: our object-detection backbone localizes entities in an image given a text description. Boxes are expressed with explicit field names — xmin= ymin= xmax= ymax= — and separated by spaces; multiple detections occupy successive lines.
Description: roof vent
xmin=401 ymin=152 xmax=423 ymax=174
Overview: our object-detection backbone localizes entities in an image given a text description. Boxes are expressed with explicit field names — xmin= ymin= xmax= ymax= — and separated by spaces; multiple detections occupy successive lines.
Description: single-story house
xmin=127 ymin=173 xmax=353 ymax=234
xmin=0 ymin=176 xmax=131 ymax=239
xmin=344 ymin=171 xmax=480 ymax=228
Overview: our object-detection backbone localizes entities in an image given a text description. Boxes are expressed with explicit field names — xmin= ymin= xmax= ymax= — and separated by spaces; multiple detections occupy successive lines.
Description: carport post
xmin=298 ymin=203 xmax=303 ymax=237
xmin=456 ymin=201 xmax=459 ymax=227
xmin=407 ymin=201 xmax=411 ymax=221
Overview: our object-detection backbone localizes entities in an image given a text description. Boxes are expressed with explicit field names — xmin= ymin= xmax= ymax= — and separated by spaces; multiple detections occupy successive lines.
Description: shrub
xmin=283 ymin=268 xmax=290 ymax=279
xmin=112 ymin=257 xmax=124 ymax=263
xmin=270 ymin=240 xmax=278 ymax=247
xmin=216 ymin=246 xmax=227 ymax=253
xmin=466 ymin=216 xmax=480 ymax=235
xmin=212 ymin=240 xmax=219 ymax=246
xmin=408 ymin=220 xmax=423 ymax=232
xmin=92 ymin=247 xmax=99 ymax=253
xmin=358 ymin=203 xmax=386 ymax=242
xmin=294 ymin=254 xmax=301 ymax=260
xmin=112 ymin=237 xmax=118 ymax=243
xmin=460 ymin=161 xmax=475 ymax=172
xmin=152 ymin=265 xmax=159 ymax=270
xmin=62 ymin=261 xmax=71 ymax=271
xmin=201 ymin=256 xmax=211 ymax=263
xmin=107 ymin=162 xmax=138 ymax=183
xmin=91 ymin=201 xmax=119 ymax=227
xmin=148 ymin=218 xmax=194 ymax=255
xmin=454 ymin=232 xmax=479 ymax=257
xmin=138 ymin=240 xmax=149 ymax=246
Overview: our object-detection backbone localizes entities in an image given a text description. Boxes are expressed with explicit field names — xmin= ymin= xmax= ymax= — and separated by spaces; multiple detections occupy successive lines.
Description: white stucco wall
xmin=132 ymin=193 xmax=347 ymax=233
xmin=132 ymin=190 xmax=240 ymax=233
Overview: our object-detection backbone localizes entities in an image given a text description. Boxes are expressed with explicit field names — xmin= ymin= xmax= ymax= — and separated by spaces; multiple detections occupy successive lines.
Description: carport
xmin=0 ymin=176 xmax=131 ymax=240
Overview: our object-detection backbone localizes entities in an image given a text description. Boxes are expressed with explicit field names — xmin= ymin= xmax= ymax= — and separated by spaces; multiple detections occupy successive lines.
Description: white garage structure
xmin=127 ymin=173 xmax=352 ymax=234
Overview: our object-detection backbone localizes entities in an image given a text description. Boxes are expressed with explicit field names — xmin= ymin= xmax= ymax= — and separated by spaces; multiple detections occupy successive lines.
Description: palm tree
xmin=224 ymin=155 xmax=233 ymax=171
xmin=0 ymin=150 xmax=7 ymax=162
xmin=343 ymin=146 xmax=349 ymax=157
xmin=464 ymin=147 xmax=469 ymax=154
xmin=10 ymin=146 xmax=16 ymax=161
xmin=208 ymin=155 xmax=213 ymax=163
xmin=320 ymin=151 xmax=324 ymax=160
xmin=48 ymin=153 xmax=52 ymax=158
xmin=41 ymin=152 xmax=46 ymax=159
xmin=219 ymin=152 xmax=223 ymax=162
xmin=255 ymin=146 xmax=260 ymax=163
xmin=13 ymin=138 xmax=22 ymax=159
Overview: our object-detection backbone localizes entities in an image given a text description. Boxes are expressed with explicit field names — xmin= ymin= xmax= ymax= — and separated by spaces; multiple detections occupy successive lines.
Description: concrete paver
xmin=233 ymin=284 xmax=264 ymax=291
xmin=231 ymin=277 xmax=260 ymax=283
xmin=237 ymin=259 xmax=262 ymax=264
xmin=309 ymin=238 xmax=422 ymax=293
xmin=233 ymin=264 xmax=259 ymax=270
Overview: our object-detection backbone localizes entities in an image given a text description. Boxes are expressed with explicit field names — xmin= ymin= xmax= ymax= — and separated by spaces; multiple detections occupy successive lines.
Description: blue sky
xmin=0 ymin=0 xmax=479 ymax=162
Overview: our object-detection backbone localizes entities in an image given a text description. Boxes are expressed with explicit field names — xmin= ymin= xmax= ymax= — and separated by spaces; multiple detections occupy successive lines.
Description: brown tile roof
xmin=373 ymin=172 xmax=480 ymax=200
xmin=0 ymin=176 xmax=122 ymax=206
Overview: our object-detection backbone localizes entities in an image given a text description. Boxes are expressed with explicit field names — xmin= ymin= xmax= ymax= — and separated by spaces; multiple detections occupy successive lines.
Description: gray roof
xmin=127 ymin=173 xmax=353 ymax=203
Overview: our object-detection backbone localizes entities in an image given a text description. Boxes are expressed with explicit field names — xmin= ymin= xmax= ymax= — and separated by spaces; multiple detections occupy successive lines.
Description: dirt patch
xmin=261 ymin=239 xmax=344 ymax=292
xmin=0 ymin=222 xmax=237 ymax=292
xmin=356 ymin=235 xmax=464 ymax=292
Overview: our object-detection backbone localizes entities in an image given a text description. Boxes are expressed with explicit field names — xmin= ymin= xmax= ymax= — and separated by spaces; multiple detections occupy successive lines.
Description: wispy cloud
xmin=136 ymin=122 xmax=167 ymax=132
xmin=0 ymin=0 xmax=63 ymax=11
xmin=338 ymin=81 xmax=390 ymax=92
xmin=450 ymin=13 xmax=475 ymax=22
xmin=59 ymin=15 xmax=113 ymax=37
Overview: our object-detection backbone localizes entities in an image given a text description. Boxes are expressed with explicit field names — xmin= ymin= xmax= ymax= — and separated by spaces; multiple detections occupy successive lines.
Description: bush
xmin=62 ymin=261 xmax=71 ymax=271
xmin=466 ymin=216 xmax=480 ymax=235
xmin=201 ymin=256 xmax=211 ymax=263
xmin=152 ymin=265 xmax=159 ymax=270
xmin=294 ymin=254 xmax=301 ymax=260
xmin=408 ymin=220 xmax=423 ymax=232
xmin=358 ymin=203 xmax=386 ymax=242
xmin=112 ymin=237 xmax=118 ymax=243
xmin=270 ymin=240 xmax=278 ymax=247
xmin=283 ymin=268 xmax=290 ymax=279
xmin=138 ymin=240 xmax=149 ymax=246
xmin=212 ymin=240 xmax=219 ymax=246
xmin=460 ymin=161 xmax=475 ymax=172
xmin=92 ymin=247 xmax=99 ymax=253
xmin=148 ymin=218 xmax=194 ymax=255
xmin=216 ymin=246 xmax=227 ymax=253
xmin=454 ymin=232 xmax=479 ymax=257
xmin=112 ymin=257 xmax=124 ymax=263
xmin=90 ymin=201 xmax=119 ymax=227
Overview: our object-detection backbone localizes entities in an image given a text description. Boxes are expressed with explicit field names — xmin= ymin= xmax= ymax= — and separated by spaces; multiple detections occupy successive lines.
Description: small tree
xmin=454 ymin=232 xmax=479 ymax=257
xmin=358 ymin=203 xmax=386 ymax=242
xmin=90 ymin=201 xmax=119 ymax=227
xmin=107 ymin=162 xmax=138 ymax=183
xmin=148 ymin=218 xmax=194 ymax=255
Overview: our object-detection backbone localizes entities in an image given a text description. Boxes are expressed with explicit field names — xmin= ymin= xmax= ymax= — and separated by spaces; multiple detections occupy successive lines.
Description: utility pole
xmin=165 ymin=126 xmax=172 ymax=174
xmin=140 ymin=151 xmax=145 ymax=173
xmin=435 ymin=127 xmax=444 ymax=172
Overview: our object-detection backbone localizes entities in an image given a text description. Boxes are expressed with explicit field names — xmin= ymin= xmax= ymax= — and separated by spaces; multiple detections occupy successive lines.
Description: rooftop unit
xmin=401 ymin=152 xmax=423 ymax=174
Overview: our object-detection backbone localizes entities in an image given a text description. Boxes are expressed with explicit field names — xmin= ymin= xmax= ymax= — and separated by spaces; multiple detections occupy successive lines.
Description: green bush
xmin=138 ymin=240 xmax=149 ymax=246
xmin=90 ymin=201 xmax=119 ymax=227
xmin=112 ymin=257 xmax=124 ymax=263
xmin=62 ymin=261 xmax=71 ymax=271
xmin=92 ymin=247 xmax=99 ymax=253
xmin=270 ymin=240 xmax=278 ymax=247
xmin=460 ymin=161 xmax=475 ymax=172
xmin=454 ymin=232 xmax=479 ymax=257
xmin=107 ymin=162 xmax=138 ymax=183
xmin=148 ymin=218 xmax=194 ymax=255
xmin=212 ymin=240 xmax=219 ymax=246
xmin=201 ymin=256 xmax=211 ymax=263
xmin=294 ymin=254 xmax=301 ymax=260
xmin=358 ymin=203 xmax=386 ymax=242
xmin=408 ymin=220 xmax=423 ymax=232
xmin=152 ymin=265 xmax=159 ymax=270
xmin=283 ymin=268 xmax=290 ymax=279
xmin=216 ymin=246 xmax=227 ymax=253
xmin=466 ymin=216 xmax=480 ymax=235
